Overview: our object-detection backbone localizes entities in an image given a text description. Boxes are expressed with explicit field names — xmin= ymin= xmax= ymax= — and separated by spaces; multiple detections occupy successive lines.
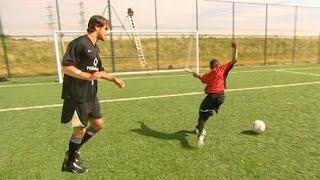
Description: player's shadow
xmin=131 ymin=121 xmax=196 ymax=149
xmin=241 ymin=130 xmax=259 ymax=136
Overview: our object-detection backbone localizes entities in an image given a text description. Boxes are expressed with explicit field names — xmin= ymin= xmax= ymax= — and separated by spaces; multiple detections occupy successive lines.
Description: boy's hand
xmin=231 ymin=40 xmax=238 ymax=48
xmin=192 ymin=71 xmax=201 ymax=79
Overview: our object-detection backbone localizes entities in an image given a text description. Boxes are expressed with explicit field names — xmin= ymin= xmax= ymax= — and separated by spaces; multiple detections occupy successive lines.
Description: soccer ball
xmin=252 ymin=120 xmax=266 ymax=133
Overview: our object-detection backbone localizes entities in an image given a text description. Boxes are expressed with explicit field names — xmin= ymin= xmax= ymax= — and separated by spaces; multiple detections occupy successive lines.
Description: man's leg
xmin=80 ymin=98 xmax=104 ymax=147
xmin=67 ymin=127 xmax=86 ymax=165
xmin=62 ymin=126 xmax=88 ymax=173
xmin=80 ymin=118 xmax=104 ymax=147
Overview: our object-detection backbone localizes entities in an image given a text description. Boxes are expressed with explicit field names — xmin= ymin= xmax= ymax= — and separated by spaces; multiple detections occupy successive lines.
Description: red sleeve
xmin=219 ymin=61 xmax=234 ymax=73
xmin=200 ymin=72 xmax=210 ymax=84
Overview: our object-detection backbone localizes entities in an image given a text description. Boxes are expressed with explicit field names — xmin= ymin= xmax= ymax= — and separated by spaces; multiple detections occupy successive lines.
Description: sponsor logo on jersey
xmin=86 ymin=57 xmax=99 ymax=71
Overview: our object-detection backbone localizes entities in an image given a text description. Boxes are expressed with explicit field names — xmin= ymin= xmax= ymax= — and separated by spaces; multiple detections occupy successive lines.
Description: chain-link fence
xmin=0 ymin=0 xmax=320 ymax=77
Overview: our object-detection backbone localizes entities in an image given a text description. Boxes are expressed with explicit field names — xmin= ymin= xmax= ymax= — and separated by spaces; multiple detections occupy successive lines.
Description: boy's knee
xmin=199 ymin=112 xmax=213 ymax=121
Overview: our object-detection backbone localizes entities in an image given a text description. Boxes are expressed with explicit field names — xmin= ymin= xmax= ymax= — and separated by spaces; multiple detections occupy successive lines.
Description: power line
xmin=202 ymin=0 xmax=320 ymax=8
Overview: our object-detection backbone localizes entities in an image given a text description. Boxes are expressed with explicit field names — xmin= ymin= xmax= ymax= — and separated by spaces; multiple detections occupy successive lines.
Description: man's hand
xmin=89 ymin=71 xmax=102 ymax=81
xmin=100 ymin=71 xmax=125 ymax=88
xmin=113 ymin=77 xmax=125 ymax=88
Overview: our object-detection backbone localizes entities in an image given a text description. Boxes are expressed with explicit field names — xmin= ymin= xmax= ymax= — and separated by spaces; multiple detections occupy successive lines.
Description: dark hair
xmin=210 ymin=59 xmax=219 ymax=69
xmin=87 ymin=15 xmax=109 ymax=33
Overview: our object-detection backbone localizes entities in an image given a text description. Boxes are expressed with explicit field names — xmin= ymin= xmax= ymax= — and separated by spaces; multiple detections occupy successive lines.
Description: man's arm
xmin=101 ymin=71 xmax=125 ymax=88
xmin=63 ymin=65 xmax=101 ymax=81
xmin=231 ymin=40 xmax=238 ymax=64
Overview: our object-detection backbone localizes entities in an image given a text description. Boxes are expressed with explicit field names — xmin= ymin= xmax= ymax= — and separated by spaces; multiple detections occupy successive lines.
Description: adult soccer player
xmin=60 ymin=15 xmax=125 ymax=173
xmin=192 ymin=41 xmax=238 ymax=148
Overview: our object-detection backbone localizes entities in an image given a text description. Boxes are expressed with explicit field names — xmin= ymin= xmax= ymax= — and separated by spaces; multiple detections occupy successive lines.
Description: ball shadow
xmin=241 ymin=130 xmax=260 ymax=136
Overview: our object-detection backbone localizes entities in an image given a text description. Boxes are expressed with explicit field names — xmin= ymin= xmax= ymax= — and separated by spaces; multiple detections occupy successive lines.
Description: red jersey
xmin=200 ymin=61 xmax=234 ymax=94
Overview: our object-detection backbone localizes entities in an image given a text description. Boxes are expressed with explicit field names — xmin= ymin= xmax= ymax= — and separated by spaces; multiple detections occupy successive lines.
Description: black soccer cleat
xmin=75 ymin=151 xmax=85 ymax=165
xmin=62 ymin=161 xmax=88 ymax=173
xmin=64 ymin=150 xmax=85 ymax=165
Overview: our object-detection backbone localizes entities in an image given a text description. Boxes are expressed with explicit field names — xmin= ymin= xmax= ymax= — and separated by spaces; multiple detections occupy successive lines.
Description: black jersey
xmin=61 ymin=35 xmax=104 ymax=102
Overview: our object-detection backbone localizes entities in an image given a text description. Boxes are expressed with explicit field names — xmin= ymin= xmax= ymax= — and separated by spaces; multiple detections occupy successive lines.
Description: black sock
xmin=80 ymin=127 xmax=97 ymax=147
xmin=67 ymin=136 xmax=82 ymax=165
xmin=196 ymin=118 xmax=207 ymax=134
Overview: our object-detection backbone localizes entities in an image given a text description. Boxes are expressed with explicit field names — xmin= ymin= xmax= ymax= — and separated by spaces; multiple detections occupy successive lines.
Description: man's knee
xmin=91 ymin=118 xmax=105 ymax=132
xmin=73 ymin=127 xmax=86 ymax=138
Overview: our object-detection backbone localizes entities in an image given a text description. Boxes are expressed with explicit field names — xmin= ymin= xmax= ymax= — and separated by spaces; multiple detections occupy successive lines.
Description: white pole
xmin=53 ymin=31 xmax=63 ymax=83
xmin=195 ymin=30 xmax=200 ymax=74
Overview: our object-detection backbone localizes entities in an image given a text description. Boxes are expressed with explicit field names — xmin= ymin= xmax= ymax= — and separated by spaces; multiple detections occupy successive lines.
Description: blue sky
xmin=0 ymin=0 xmax=320 ymax=36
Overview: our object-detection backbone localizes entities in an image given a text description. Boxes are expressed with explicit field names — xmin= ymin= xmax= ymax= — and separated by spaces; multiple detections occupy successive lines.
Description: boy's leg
xmin=196 ymin=93 xmax=225 ymax=133
xmin=196 ymin=95 xmax=213 ymax=133
xmin=195 ymin=94 xmax=225 ymax=147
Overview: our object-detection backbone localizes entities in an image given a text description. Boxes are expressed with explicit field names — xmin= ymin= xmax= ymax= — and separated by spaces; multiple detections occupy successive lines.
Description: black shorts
xmin=61 ymin=98 xmax=102 ymax=127
xmin=199 ymin=93 xmax=225 ymax=119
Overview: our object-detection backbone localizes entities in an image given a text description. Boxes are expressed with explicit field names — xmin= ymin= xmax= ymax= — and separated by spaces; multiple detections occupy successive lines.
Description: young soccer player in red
xmin=192 ymin=41 xmax=238 ymax=147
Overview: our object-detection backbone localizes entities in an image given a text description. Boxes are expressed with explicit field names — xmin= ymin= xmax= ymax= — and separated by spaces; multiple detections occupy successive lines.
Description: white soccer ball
xmin=252 ymin=120 xmax=266 ymax=133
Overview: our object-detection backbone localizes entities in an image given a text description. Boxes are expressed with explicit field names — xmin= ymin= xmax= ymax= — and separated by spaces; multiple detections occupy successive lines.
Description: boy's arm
xmin=192 ymin=72 xmax=202 ymax=80
xmin=193 ymin=71 xmax=210 ymax=84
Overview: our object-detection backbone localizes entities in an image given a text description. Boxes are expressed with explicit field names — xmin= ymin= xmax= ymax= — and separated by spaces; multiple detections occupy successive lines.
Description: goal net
xmin=53 ymin=30 xmax=199 ymax=83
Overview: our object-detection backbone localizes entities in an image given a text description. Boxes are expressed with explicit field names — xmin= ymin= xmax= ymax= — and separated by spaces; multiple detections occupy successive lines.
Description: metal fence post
xmin=196 ymin=0 xmax=199 ymax=31
xmin=55 ymin=0 xmax=65 ymax=57
xmin=232 ymin=2 xmax=235 ymax=40
xmin=107 ymin=0 xmax=116 ymax=72
xmin=154 ymin=0 xmax=159 ymax=70
xmin=318 ymin=32 xmax=320 ymax=64
xmin=0 ymin=16 xmax=11 ymax=77
xmin=264 ymin=4 xmax=268 ymax=65
xmin=292 ymin=6 xmax=298 ymax=64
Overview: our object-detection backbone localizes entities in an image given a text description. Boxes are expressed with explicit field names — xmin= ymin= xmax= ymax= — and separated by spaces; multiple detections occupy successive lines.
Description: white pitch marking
xmin=1 ymin=81 xmax=320 ymax=112
xmin=1 ymin=66 xmax=320 ymax=88
xmin=277 ymin=70 xmax=320 ymax=77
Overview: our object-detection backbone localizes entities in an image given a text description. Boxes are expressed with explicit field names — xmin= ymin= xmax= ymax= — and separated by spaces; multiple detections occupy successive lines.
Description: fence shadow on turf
xmin=241 ymin=130 xmax=260 ymax=136
xmin=131 ymin=121 xmax=196 ymax=149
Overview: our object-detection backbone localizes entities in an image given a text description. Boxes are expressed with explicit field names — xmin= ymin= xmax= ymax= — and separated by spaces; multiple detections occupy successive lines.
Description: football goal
xmin=53 ymin=30 xmax=199 ymax=83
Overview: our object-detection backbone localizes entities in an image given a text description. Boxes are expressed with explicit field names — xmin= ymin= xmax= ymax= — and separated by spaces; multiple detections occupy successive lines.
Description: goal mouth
xmin=53 ymin=30 xmax=199 ymax=83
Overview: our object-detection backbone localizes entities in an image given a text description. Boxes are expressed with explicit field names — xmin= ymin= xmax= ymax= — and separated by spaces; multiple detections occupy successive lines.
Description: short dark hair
xmin=87 ymin=15 xmax=109 ymax=33
xmin=210 ymin=59 xmax=219 ymax=69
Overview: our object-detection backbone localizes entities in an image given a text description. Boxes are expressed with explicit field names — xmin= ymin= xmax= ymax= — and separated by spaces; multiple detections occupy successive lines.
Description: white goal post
xmin=53 ymin=30 xmax=199 ymax=83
